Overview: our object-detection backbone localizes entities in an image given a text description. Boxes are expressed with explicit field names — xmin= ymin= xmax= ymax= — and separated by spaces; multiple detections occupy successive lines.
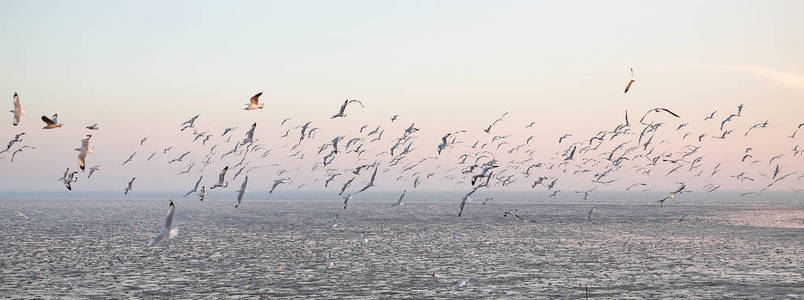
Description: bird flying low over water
xmin=146 ymin=200 xmax=178 ymax=247
xmin=210 ymin=166 xmax=229 ymax=189
xmin=235 ymin=176 xmax=248 ymax=208
xmin=244 ymin=92 xmax=264 ymax=110
xmin=124 ymin=177 xmax=136 ymax=195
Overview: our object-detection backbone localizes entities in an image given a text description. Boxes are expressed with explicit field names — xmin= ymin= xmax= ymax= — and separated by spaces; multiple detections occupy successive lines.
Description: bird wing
xmin=41 ymin=115 xmax=56 ymax=126
xmin=250 ymin=92 xmax=262 ymax=105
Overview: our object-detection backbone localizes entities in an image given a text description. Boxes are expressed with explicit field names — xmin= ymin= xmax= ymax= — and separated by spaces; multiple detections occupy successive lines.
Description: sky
xmin=1 ymin=0 xmax=803 ymax=193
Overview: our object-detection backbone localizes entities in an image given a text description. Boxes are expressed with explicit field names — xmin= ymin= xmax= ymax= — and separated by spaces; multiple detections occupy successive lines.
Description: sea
xmin=1 ymin=190 xmax=802 ymax=298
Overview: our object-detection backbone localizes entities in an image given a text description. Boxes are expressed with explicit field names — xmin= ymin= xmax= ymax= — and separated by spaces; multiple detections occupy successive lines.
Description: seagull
xmin=321 ymin=252 xmax=335 ymax=272
xmin=87 ymin=165 xmax=101 ymax=178
xmin=342 ymin=193 xmax=353 ymax=209
xmin=244 ymin=92 xmax=265 ymax=110
xmin=146 ymin=200 xmax=178 ymax=247
xmin=658 ymin=183 xmax=686 ymax=207
xmin=623 ymin=67 xmax=635 ymax=94
xmin=359 ymin=232 xmax=369 ymax=248
xmin=183 ymin=176 xmax=203 ymax=198
xmin=124 ymin=177 xmax=136 ymax=195
xmin=720 ymin=114 xmax=739 ymax=131
xmin=330 ymin=99 xmax=364 ymax=119
xmin=177 ymin=162 xmax=194 ymax=175
xmin=704 ymin=111 xmax=716 ymax=120
xmin=121 ymin=152 xmax=136 ymax=166
xmin=330 ymin=213 xmax=339 ymax=230
xmin=391 ymin=190 xmax=406 ymax=207
xmin=41 ymin=114 xmax=63 ymax=129
xmin=242 ymin=122 xmax=256 ymax=144
xmin=168 ymin=151 xmax=191 ymax=164
xmin=15 ymin=211 xmax=30 ymax=220
xmin=198 ymin=186 xmax=206 ymax=201
xmin=390 ymin=115 xmax=399 ymax=122
xmin=353 ymin=164 xmax=379 ymax=194
xmin=10 ymin=146 xmax=37 ymax=163
xmin=235 ymin=176 xmax=247 ymax=208
xmin=339 ymin=176 xmax=355 ymax=196
xmin=452 ymin=276 xmax=475 ymax=289
xmin=63 ymin=169 xmax=79 ymax=191
xmin=86 ymin=123 xmax=99 ymax=130
xmin=559 ymin=134 xmax=572 ymax=143
xmin=10 ymin=92 xmax=24 ymax=126
xmin=76 ymin=134 xmax=92 ymax=171
xmin=268 ymin=178 xmax=290 ymax=196
xmin=179 ymin=114 xmax=199 ymax=131
xmin=221 ymin=127 xmax=237 ymax=136
xmin=1 ymin=132 xmax=25 ymax=154
xmin=639 ymin=108 xmax=680 ymax=125
xmin=458 ymin=187 xmax=479 ymax=217
xmin=210 ymin=166 xmax=229 ymax=189
xmin=586 ymin=205 xmax=597 ymax=219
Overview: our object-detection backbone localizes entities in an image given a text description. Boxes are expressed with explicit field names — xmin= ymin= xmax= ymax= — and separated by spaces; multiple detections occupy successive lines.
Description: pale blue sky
xmin=1 ymin=1 xmax=803 ymax=192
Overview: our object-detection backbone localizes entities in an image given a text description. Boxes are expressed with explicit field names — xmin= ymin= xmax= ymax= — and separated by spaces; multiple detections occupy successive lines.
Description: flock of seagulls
xmin=6 ymin=67 xmax=804 ymax=289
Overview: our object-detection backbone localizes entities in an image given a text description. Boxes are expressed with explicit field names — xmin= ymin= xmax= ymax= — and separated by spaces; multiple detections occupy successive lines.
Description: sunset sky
xmin=1 ymin=0 xmax=803 ymax=192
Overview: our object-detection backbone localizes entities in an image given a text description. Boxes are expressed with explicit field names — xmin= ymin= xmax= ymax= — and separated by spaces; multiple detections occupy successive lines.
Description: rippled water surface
xmin=1 ymin=198 xmax=802 ymax=299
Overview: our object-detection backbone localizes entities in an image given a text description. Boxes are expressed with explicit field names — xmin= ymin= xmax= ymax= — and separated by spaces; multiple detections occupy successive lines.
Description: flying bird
xmin=10 ymin=92 xmax=24 ymax=126
xmin=183 ymin=176 xmax=203 ymax=198
xmin=41 ymin=114 xmax=62 ymax=129
xmin=146 ymin=200 xmax=178 ymax=247
xmin=124 ymin=177 xmax=136 ymax=195
xmin=76 ymin=134 xmax=92 ymax=171
xmin=391 ymin=190 xmax=406 ymax=207
xmin=623 ymin=67 xmax=635 ymax=94
xmin=330 ymin=99 xmax=364 ymax=119
xmin=244 ymin=92 xmax=264 ymax=110
xmin=86 ymin=123 xmax=99 ymax=130
xmin=210 ymin=166 xmax=229 ymax=189
xmin=235 ymin=176 xmax=248 ymax=208
xmin=121 ymin=152 xmax=136 ymax=166
xmin=639 ymin=108 xmax=680 ymax=125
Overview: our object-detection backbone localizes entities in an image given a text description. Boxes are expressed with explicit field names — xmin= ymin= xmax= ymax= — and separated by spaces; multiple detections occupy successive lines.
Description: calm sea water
xmin=1 ymin=191 xmax=802 ymax=298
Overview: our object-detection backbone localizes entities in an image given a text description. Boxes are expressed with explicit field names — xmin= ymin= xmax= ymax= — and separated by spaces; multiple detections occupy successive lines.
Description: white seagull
xmin=146 ymin=200 xmax=178 ymax=247
xmin=76 ymin=134 xmax=92 ymax=171
xmin=10 ymin=92 xmax=24 ymax=126
xmin=235 ymin=176 xmax=248 ymax=208
xmin=63 ymin=169 xmax=79 ymax=191
xmin=210 ymin=166 xmax=229 ymax=189
xmin=86 ymin=123 xmax=99 ymax=130
xmin=452 ymin=276 xmax=475 ymax=289
xmin=243 ymin=122 xmax=256 ymax=145
xmin=391 ymin=189 xmax=406 ymax=207
xmin=244 ymin=92 xmax=264 ymax=110
xmin=183 ymin=176 xmax=203 ymax=198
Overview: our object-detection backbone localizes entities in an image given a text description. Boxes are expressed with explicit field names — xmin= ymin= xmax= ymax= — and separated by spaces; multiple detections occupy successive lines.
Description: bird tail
xmin=168 ymin=227 xmax=179 ymax=239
